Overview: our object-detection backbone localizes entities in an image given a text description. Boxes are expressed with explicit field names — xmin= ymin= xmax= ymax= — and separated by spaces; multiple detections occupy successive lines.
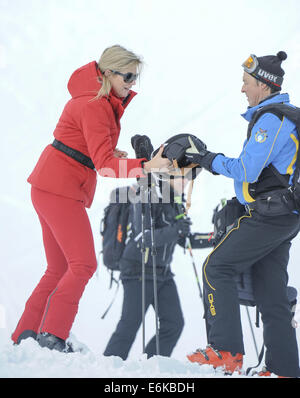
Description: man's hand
xmin=185 ymin=136 xmax=222 ymax=174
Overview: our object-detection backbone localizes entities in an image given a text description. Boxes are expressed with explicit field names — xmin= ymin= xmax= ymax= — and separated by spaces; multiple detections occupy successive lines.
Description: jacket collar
xmin=241 ymin=93 xmax=290 ymax=122
xmin=106 ymin=90 xmax=137 ymax=121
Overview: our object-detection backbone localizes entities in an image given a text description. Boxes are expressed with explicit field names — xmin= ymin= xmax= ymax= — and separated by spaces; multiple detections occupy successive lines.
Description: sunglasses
xmin=110 ymin=70 xmax=138 ymax=83
xmin=242 ymin=54 xmax=259 ymax=74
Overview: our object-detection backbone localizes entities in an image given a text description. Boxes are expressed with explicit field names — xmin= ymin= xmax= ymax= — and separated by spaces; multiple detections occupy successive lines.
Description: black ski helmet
xmin=153 ymin=133 xmax=204 ymax=166
xmin=152 ymin=133 xmax=203 ymax=180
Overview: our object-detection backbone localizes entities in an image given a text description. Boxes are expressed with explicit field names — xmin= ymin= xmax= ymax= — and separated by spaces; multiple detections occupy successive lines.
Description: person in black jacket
xmin=103 ymin=172 xmax=213 ymax=360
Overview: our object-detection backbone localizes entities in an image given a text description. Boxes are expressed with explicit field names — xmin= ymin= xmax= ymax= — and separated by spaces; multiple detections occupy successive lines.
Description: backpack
xmin=212 ymin=197 xmax=245 ymax=245
xmin=100 ymin=186 xmax=134 ymax=272
xmin=99 ymin=185 xmax=138 ymax=319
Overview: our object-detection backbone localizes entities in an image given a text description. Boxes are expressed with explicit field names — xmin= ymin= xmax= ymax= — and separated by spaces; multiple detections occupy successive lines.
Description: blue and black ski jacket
xmin=212 ymin=93 xmax=299 ymax=205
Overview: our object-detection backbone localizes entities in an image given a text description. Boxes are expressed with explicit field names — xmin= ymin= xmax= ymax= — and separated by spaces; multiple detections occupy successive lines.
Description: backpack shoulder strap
xmin=247 ymin=103 xmax=284 ymax=140
xmin=248 ymin=103 xmax=300 ymax=139
xmin=247 ymin=103 xmax=300 ymax=186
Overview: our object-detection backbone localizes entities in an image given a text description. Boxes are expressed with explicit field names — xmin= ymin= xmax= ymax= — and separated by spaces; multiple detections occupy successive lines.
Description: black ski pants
xmin=103 ymin=278 xmax=184 ymax=360
xmin=203 ymin=209 xmax=300 ymax=377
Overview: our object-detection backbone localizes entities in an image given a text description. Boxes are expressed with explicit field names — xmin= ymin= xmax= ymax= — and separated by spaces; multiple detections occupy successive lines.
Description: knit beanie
xmin=245 ymin=51 xmax=287 ymax=91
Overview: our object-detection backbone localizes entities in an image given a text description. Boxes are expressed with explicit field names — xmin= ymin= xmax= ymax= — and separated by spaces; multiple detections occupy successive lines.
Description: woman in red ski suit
xmin=12 ymin=45 xmax=169 ymax=352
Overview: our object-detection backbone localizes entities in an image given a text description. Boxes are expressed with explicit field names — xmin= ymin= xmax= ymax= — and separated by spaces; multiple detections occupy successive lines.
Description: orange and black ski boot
xmin=252 ymin=366 xmax=272 ymax=377
xmin=187 ymin=344 xmax=243 ymax=374
xmin=252 ymin=366 xmax=290 ymax=378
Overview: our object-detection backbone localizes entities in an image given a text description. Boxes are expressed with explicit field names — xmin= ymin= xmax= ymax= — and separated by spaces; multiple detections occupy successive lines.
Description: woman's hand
xmin=114 ymin=148 xmax=128 ymax=158
xmin=142 ymin=145 xmax=171 ymax=173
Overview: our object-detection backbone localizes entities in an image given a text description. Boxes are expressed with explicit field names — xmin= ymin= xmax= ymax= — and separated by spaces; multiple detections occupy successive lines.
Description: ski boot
xmin=37 ymin=332 xmax=74 ymax=353
xmin=187 ymin=344 xmax=243 ymax=374
xmin=252 ymin=366 xmax=290 ymax=378
xmin=14 ymin=330 xmax=37 ymax=345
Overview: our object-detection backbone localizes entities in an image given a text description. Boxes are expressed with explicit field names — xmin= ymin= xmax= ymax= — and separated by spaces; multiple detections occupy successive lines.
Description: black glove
xmin=185 ymin=136 xmax=222 ymax=174
xmin=131 ymin=134 xmax=154 ymax=160
xmin=176 ymin=217 xmax=192 ymax=238
xmin=177 ymin=236 xmax=187 ymax=248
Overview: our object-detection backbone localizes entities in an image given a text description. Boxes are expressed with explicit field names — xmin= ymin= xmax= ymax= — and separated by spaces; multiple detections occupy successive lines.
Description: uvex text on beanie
xmin=251 ymin=51 xmax=287 ymax=91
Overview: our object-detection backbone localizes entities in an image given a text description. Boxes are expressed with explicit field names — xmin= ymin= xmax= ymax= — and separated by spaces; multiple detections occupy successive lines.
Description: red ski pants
xmin=12 ymin=187 xmax=97 ymax=343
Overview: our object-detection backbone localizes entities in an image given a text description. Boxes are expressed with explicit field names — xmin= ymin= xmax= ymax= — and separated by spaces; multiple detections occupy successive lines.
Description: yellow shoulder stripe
xmin=286 ymin=133 xmax=299 ymax=175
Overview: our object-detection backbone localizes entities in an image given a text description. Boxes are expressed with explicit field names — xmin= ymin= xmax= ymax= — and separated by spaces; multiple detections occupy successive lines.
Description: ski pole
xmin=130 ymin=134 xmax=155 ymax=355
xmin=186 ymin=236 xmax=203 ymax=301
xmin=175 ymin=208 xmax=204 ymax=304
xmin=140 ymin=183 xmax=147 ymax=354
xmin=148 ymin=181 xmax=160 ymax=356
xmin=246 ymin=306 xmax=259 ymax=360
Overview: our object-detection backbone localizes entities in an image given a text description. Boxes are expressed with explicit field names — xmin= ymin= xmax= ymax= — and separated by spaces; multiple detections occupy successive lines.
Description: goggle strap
xmin=186 ymin=180 xmax=194 ymax=213
xmin=172 ymin=159 xmax=179 ymax=169
xmin=168 ymin=160 xmax=199 ymax=178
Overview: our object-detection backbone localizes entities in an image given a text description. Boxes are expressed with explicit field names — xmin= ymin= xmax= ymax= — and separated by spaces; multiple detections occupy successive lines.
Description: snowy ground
xmin=1 ymin=0 xmax=300 ymax=382
xmin=0 ymin=337 xmax=244 ymax=379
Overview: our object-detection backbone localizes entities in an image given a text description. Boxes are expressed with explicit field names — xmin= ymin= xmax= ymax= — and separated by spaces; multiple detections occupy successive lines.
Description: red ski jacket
xmin=28 ymin=61 xmax=145 ymax=207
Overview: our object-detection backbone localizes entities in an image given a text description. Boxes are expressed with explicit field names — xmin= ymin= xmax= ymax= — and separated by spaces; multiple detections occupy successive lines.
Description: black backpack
xmin=212 ymin=197 xmax=245 ymax=245
xmin=100 ymin=186 xmax=134 ymax=272
xmin=99 ymin=185 xmax=137 ymax=318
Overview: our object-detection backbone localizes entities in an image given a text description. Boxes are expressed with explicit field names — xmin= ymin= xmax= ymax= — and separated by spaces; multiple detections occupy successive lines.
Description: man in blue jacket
xmin=185 ymin=51 xmax=300 ymax=377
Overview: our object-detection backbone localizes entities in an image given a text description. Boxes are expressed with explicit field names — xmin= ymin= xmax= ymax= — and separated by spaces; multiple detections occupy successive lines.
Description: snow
xmin=1 ymin=0 xmax=300 ymax=380
xmin=0 ymin=338 xmax=237 ymax=379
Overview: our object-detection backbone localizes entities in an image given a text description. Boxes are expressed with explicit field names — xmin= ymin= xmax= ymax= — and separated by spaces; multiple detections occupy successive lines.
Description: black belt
xmin=52 ymin=139 xmax=95 ymax=170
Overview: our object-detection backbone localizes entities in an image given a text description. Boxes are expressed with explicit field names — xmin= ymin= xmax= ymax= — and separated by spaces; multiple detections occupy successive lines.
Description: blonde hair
xmin=96 ymin=45 xmax=143 ymax=98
